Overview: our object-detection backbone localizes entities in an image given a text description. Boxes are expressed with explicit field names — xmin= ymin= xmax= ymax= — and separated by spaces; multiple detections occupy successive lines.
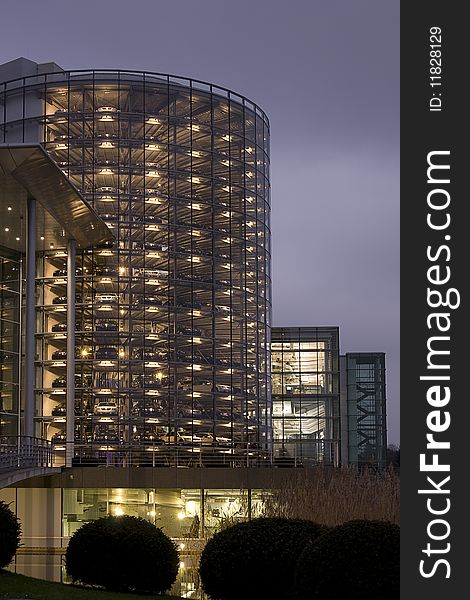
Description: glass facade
xmin=0 ymin=248 xmax=21 ymax=437
xmin=271 ymin=327 xmax=340 ymax=466
xmin=345 ymin=353 xmax=387 ymax=468
xmin=1 ymin=69 xmax=271 ymax=466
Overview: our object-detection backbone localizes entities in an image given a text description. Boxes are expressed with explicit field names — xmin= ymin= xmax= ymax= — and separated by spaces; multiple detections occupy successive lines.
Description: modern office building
xmin=271 ymin=327 xmax=340 ymax=466
xmin=0 ymin=58 xmax=387 ymax=591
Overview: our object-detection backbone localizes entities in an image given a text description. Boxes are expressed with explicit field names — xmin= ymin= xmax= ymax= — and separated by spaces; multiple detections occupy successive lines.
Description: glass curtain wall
xmin=346 ymin=352 xmax=387 ymax=468
xmin=271 ymin=327 xmax=340 ymax=466
xmin=0 ymin=248 xmax=21 ymax=438
xmin=1 ymin=70 xmax=271 ymax=466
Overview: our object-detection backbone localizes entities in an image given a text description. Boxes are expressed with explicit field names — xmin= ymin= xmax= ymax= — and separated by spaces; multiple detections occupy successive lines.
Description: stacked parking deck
xmin=1 ymin=70 xmax=271 ymax=466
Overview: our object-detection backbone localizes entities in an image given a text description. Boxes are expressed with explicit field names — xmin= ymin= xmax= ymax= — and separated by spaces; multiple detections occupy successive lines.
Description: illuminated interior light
xmin=55 ymin=144 xmax=68 ymax=150
xmin=99 ymin=115 xmax=114 ymax=121
xmin=147 ymin=170 xmax=160 ymax=177
xmin=145 ymin=197 xmax=162 ymax=204
xmin=147 ymin=117 xmax=161 ymax=125
xmin=99 ymin=142 xmax=114 ymax=148
xmin=100 ymin=169 xmax=113 ymax=175
xmin=192 ymin=310 xmax=202 ymax=317
xmin=16 ymin=237 xmax=20 ymax=241
xmin=192 ymin=337 xmax=202 ymax=344
xmin=119 ymin=266 xmax=126 ymax=275
xmin=145 ymin=224 xmax=160 ymax=231
xmin=188 ymin=124 xmax=200 ymax=131
xmin=113 ymin=507 xmax=125 ymax=516
xmin=119 ymin=350 xmax=125 ymax=358
xmin=246 ymin=171 xmax=255 ymax=178
xmin=221 ymin=160 xmax=231 ymax=167
xmin=192 ymin=203 xmax=202 ymax=210
xmin=53 ymin=361 xmax=66 ymax=367
xmin=146 ymin=334 xmax=159 ymax=340
xmin=222 ymin=134 xmax=232 ymax=141
xmin=4 ymin=228 xmax=9 ymax=232
xmin=246 ymin=196 xmax=255 ymax=203
xmin=146 ymin=144 xmax=160 ymax=150
xmin=98 ymin=361 xmax=114 ymax=367
xmin=245 ymin=146 xmax=254 ymax=154
xmin=98 ymin=250 xmax=113 ymax=256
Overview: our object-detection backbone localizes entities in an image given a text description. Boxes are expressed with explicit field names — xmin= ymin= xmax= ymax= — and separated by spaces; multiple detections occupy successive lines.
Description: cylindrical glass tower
xmin=1 ymin=68 xmax=271 ymax=466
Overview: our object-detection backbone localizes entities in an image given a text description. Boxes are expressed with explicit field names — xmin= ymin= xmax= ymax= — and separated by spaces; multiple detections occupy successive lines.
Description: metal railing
xmin=0 ymin=436 xmax=54 ymax=470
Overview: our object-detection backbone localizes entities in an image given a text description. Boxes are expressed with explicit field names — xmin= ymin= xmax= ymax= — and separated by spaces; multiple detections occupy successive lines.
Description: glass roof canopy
xmin=0 ymin=144 xmax=114 ymax=252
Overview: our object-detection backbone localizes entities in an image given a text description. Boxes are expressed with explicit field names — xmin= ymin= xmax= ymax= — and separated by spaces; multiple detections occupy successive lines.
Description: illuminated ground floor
xmin=0 ymin=467 xmax=294 ymax=598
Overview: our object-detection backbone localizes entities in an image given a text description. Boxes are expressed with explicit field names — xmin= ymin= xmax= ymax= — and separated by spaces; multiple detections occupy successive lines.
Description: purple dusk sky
xmin=1 ymin=0 xmax=400 ymax=443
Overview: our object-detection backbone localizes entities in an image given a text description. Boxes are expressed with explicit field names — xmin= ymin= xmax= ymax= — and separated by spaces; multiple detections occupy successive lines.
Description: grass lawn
xmin=0 ymin=570 xmax=184 ymax=600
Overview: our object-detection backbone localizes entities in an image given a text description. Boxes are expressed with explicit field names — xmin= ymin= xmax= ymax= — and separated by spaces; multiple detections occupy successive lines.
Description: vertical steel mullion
xmin=24 ymin=197 xmax=36 ymax=440
xmin=17 ymin=257 xmax=23 ymax=440
xmin=189 ymin=81 xmax=195 ymax=446
xmin=66 ymin=239 xmax=76 ymax=467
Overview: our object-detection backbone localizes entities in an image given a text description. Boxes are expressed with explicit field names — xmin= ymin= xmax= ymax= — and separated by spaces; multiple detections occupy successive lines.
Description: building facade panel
xmin=0 ymin=248 xmax=21 ymax=437
xmin=343 ymin=352 xmax=387 ymax=468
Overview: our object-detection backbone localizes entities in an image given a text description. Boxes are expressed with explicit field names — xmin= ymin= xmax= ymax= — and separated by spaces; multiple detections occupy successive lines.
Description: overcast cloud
xmin=1 ymin=0 xmax=400 ymax=443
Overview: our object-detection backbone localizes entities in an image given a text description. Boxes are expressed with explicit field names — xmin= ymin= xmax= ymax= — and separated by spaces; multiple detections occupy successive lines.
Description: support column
xmin=24 ymin=197 xmax=36 ymax=440
xmin=66 ymin=239 xmax=76 ymax=468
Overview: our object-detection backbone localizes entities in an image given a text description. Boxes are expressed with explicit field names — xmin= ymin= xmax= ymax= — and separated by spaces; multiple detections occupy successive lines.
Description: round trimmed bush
xmin=294 ymin=519 xmax=400 ymax=600
xmin=199 ymin=517 xmax=326 ymax=600
xmin=0 ymin=500 xmax=21 ymax=569
xmin=65 ymin=515 xmax=179 ymax=593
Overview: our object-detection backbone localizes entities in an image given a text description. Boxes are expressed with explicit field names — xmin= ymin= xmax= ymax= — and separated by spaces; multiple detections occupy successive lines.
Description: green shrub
xmin=199 ymin=517 xmax=326 ymax=600
xmin=65 ymin=515 xmax=179 ymax=593
xmin=0 ymin=500 xmax=21 ymax=569
xmin=294 ymin=519 xmax=400 ymax=600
